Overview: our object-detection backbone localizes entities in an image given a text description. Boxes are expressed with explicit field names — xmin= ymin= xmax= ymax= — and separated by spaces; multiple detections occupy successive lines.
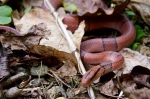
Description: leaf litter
xmin=0 ymin=0 xmax=150 ymax=99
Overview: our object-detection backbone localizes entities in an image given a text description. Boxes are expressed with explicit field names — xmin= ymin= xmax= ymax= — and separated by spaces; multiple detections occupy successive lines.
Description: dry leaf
xmin=57 ymin=60 xmax=77 ymax=76
xmin=118 ymin=48 xmax=150 ymax=74
xmin=139 ymin=45 xmax=150 ymax=56
xmin=121 ymin=78 xmax=137 ymax=91
xmin=100 ymin=79 xmax=118 ymax=96
xmin=63 ymin=0 xmax=130 ymax=17
xmin=118 ymin=74 xmax=150 ymax=99
xmin=23 ymin=0 xmax=43 ymax=8
xmin=131 ymin=66 xmax=150 ymax=88
xmin=128 ymin=0 xmax=150 ymax=26
xmin=138 ymin=36 xmax=150 ymax=56
xmin=123 ymin=87 xmax=150 ymax=99
xmin=12 ymin=8 xmax=85 ymax=68
xmin=47 ymin=86 xmax=64 ymax=99
xmin=67 ymin=87 xmax=86 ymax=97
xmin=0 ymin=36 xmax=26 ymax=50
xmin=113 ymin=0 xmax=150 ymax=26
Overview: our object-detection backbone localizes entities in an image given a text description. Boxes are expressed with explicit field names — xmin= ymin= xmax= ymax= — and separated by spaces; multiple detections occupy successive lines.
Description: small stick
xmin=43 ymin=0 xmax=95 ymax=98
xmin=48 ymin=69 xmax=71 ymax=88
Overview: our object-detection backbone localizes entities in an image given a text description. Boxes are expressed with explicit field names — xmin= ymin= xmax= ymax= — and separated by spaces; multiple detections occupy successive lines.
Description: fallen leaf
xmin=67 ymin=87 xmax=86 ymax=97
xmin=131 ymin=66 xmax=150 ymax=88
xmin=57 ymin=60 xmax=77 ymax=76
xmin=0 ymin=36 xmax=26 ymax=50
xmin=128 ymin=0 xmax=150 ymax=26
xmin=121 ymin=77 xmax=137 ymax=91
xmin=63 ymin=0 xmax=130 ymax=17
xmin=11 ymin=8 xmax=85 ymax=68
xmin=23 ymin=0 xmax=43 ymax=8
xmin=118 ymin=48 xmax=150 ymax=74
xmin=113 ymin=0 xmax=150 ymax=26
xmin=123 ymin=87 xmax=150 ymax=99
xmin=99 ymin=79 xmax=118 ymax=96
xmin=47 ymin=86 xmax=65 ymax=99
xmin=139 ymin=45 xmax=150 ymax=56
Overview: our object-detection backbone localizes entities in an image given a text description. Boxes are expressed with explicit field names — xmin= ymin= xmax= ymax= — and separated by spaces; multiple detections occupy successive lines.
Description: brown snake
xmin=0 ymin=0 xmax=136 ymax=87
xmin=44 ymin=0 xmax=136 ymax=87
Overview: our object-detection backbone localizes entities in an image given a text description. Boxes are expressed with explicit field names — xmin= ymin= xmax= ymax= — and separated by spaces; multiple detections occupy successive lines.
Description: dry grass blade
xmin=43 ymin=0 xmax=95 ymax=98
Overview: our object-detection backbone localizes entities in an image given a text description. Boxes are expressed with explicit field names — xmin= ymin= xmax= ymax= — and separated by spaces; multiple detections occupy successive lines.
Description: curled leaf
xmin=63 ymin=0 xmax=130 ymax=17
xmin=114 ymin=0 xmax=150 ymax=26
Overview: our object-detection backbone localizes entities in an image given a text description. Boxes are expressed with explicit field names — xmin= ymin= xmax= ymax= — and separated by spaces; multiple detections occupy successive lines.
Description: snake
xmin=0 ymin=26 xmax=20 ymax=36
xmin=0 ymin=0 xmax=136 ymax=87
xmin=63 ymin=15 xmax=136 ymax=87
xmin=44 ymin=0 xmax=136 ymax=87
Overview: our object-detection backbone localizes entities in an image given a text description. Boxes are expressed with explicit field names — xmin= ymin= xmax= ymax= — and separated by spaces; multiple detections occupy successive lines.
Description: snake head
xmin=81 ymin=66 xmax=104 ymax=87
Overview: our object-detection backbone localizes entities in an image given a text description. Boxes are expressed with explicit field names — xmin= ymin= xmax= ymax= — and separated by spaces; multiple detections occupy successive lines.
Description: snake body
xmin=62 ymin=15 xmax=136 ymax=86
xmin=45 ymin=0 xmax=136 ymax=87
xmin=0 ymin=26 xmax=20 ymax=36
xmin=0 ymin=0 xmax=136 ymax=87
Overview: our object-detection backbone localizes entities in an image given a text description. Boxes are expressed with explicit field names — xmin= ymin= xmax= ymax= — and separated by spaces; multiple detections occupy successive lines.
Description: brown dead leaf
xmin=57 ymin=60 xmax=77 ymax=76
xmin=23 ymin=0 xmax=43 ymax=8
xmin=63 ymin=0 xmax=130 ymax=17
xmin=121 ymin=77 xmax=136 ymax=91
xmin=131 ymin=66 xmax=150 ymax=88
xmin=133 ymin=74 xmax=150 ymax=88
xmin=66 ymin=87 xmax=89 ymax=98
xmin=128 ymin=0 xmax=150 ymax=26
xmin=12 ymin=8 xmax=85 ymax=69
xmin=138 ymin=36 xmax=150 ymax=56
xmin=100 ymin=79 xmax=118 ymax=96
xmin=47 ymin=86 xmax=65 ymax=99
xmin=141 ymin=35 xmax=150 ymax=45
xmin=117 ymin=74 xmax=150 ymax=99
xmin=139 ymin=45 xmax=150 ymax=56
xmin=0 ymin=36 xmax=26 ymax=50
xmin=118 ymin=48 xmax=150 ymax=74
xmin=123 ymin=87 xmax=150 ymax=99
xmin=113 ymin=0 xmax=150 ymax=26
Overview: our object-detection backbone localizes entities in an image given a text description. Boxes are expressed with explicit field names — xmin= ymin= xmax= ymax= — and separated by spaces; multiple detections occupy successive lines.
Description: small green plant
xmin=0 ymin=5 xmax=12 ymax=25
xmin=125 ymin=10 xmax=147 ymax=50
xmin=62 ymin=1 xmax=79 ymax=12
xmin=24 ymin=7 xmax=31 ymax=13
xmin=125 ymin=10 xmax=136 ymax=16
xmin=135 ymin=25 xmax=146 ymax=41
xmin=131 ymin=24 xmax=146 ymax=50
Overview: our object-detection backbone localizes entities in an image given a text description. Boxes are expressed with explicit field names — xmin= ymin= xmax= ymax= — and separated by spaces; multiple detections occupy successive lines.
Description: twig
xmin=43 ymin=0 xmax=95 ymax=98
xmin=22 ymin=87 xmax=41 ymax=92
xmin=118 ymin=91 xmax=123 ymax=99
xmin=48 ymin=69 xmax=71 ymax=88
